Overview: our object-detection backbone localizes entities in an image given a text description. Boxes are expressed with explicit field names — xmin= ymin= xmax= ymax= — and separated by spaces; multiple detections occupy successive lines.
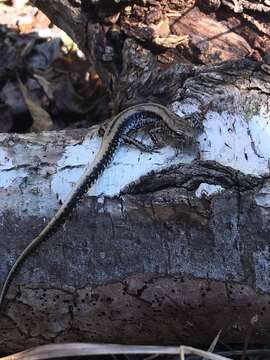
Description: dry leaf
xmin=17 ymin=75 xmax=53 ymax=132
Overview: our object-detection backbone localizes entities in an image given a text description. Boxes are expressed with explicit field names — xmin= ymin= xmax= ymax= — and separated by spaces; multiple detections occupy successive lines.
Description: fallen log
xmin=0 ymin=59 xmax=270 ymax=353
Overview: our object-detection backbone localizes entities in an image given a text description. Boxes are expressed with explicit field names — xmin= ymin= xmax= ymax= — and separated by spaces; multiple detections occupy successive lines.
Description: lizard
xmin=0 ymin=102 xmax=197 ymax=308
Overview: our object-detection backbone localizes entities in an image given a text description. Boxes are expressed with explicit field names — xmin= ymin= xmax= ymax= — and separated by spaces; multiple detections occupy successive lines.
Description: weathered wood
xmin=1 ymin=0 xmax=270 ymax=354
xmin=1 ymin=59 xmax=270 ymax=353
xmin=34 ymin=0 xmax=270 ymax=99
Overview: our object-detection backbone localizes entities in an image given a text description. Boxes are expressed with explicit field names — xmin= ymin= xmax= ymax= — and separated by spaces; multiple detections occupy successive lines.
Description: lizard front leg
xmin=121 ymin=135 xmax=160 ymax=153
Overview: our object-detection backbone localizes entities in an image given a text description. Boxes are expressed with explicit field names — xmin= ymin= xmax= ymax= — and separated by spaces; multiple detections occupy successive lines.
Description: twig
xmin=179 ymin=346 xmax=231 ymax=360
xmin=1 ymin=343 xmax=270 ymax=360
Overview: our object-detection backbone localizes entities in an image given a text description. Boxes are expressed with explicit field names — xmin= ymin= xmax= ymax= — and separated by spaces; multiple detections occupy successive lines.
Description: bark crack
xmin=121 ymin=161 xmax=265 ymax=196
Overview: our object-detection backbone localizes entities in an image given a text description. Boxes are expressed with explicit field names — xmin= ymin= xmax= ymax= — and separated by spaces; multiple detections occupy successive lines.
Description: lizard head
xmin=167 ymin=111 xmax=197 ymax=145
xmin=167 ymin=102 xmax=211 ymax=145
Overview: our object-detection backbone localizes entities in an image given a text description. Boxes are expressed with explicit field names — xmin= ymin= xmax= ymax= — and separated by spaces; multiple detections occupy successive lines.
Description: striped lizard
xmin=0 ymin=102 xmax=197 ymax=308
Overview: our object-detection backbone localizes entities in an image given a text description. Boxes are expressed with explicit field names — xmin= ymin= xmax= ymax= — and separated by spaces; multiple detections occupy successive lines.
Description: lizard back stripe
xmin=0 ymin=103 xmax=186 ymax=308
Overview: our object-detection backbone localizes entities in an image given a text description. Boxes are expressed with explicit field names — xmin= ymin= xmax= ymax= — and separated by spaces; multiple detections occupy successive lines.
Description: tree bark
xmin=1 ymin=0 xmax=270 ymax=355
xmin=1 ymin=60 xmax=270 ymax=353
xmin=33 ymin=0 xmax=270 ymax=108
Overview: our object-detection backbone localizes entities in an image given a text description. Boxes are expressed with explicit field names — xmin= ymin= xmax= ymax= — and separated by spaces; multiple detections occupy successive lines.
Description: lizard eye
xmin=98 ymin=126 xmax=105 ymax=137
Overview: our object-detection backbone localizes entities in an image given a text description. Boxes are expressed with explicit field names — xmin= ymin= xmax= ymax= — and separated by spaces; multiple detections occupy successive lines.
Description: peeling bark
xmin=33 ymin=0 xmax=270 ymax=106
